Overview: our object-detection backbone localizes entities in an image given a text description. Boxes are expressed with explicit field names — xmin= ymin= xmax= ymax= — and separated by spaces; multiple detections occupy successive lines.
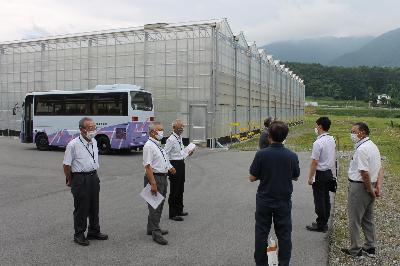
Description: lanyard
xmin=318 ymin=133 xmax=330 ymax=139
xmin=351 ymin=139 xmax=371 ymax=161
xmin=173 ymin=133 xmax=183 ymax=150
xmin=356 ymin=139 xmax=370 ymax=150
xmin=149 ymin=139 xmax=167 ymax=163
xmin=79 ymin=136 xmax=96 ymax=164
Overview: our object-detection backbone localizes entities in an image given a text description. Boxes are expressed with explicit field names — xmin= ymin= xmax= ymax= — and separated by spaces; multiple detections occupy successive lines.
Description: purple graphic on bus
xmin=33 ymin=122 xmax=150 ymax=149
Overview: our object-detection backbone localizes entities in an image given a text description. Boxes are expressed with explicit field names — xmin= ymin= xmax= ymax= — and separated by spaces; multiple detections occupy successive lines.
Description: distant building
xmin=377 ymin=94 xmax=391 ymax=105
xmin=305 ymin=101 xmax=318 ymax=107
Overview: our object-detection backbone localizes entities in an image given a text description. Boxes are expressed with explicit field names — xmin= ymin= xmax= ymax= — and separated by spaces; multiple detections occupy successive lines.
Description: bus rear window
xmin=130 ymin=91 xmax=153 ymax=111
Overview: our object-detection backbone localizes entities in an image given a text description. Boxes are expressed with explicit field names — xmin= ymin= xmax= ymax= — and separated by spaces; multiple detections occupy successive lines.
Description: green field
xmin=231 ymin=112 xmax=400 ymax=265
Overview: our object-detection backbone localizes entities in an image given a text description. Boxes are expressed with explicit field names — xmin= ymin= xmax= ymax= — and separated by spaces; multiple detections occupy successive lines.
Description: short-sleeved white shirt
xmin=63 ymin=135 xmax=99 ymax=173
xmin=348 ymin=137 xmax=381 ymax=182
xmin=311 ymin=133 xmax=336 ymax=171
xmin=165 ymin=132 xmax=185 ymax=160
xmin=143 ymin=137 xmax=173 ymax=174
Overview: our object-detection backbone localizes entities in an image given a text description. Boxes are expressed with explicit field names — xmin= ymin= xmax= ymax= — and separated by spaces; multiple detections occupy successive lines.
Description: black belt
xmin=154 ymin=173 xmax=168 ymax=177
xmin=348 ymin=178 xmax=363 ymax=183
xmin=170 ymin=159 xmax=184 ymax=162
xmin=73 ymin=170 xmax=97 ymax=176
xmin=316 ymin=169 xmax=331 ymax=173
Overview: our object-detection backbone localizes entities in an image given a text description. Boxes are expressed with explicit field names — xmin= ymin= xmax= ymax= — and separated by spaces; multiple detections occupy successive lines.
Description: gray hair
xmin=79 ymin=117 xmax=93 ymax=129
xmin=148 ymin=121 xmax=162 ymax=133
xmin=172 ymin=119 xmax=183 ymax=128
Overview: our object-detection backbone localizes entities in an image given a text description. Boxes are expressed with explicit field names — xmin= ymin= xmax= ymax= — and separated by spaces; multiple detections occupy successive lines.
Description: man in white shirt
xmin=63 ymin=117 xmax=108 ymax=246
xmin=306 ymin=117 xmax=336 ymax=233
xmin=143 ymin=122 xmax=176 ymax=245
xmin=165 ymin=119 xmax=192 ymax=221
xmin=341 ymin=122 xmax=384 ymax=259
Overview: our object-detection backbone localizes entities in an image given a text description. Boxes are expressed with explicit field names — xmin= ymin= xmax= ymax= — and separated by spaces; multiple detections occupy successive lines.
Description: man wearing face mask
xmin=341 ymin=122 xmax=384 ymax=259
xmin=63 ymin=117 xmax=108 ymax=246
xmin=165 ymin=119 xmax=193 ymax=221
xmin=306 ymin=116 xmax=336 ymax=233
xmin=143 ymin=122 xmax=176 ymax=245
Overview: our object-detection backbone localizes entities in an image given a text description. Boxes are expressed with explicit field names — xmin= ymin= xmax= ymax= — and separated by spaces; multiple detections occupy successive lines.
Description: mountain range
xmin=262 ymin=27 xmax=400 ymax=67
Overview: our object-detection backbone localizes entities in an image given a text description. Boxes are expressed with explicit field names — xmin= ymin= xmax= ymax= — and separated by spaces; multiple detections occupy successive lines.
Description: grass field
xmin=230 ymin=112 xmax=400 ymax=265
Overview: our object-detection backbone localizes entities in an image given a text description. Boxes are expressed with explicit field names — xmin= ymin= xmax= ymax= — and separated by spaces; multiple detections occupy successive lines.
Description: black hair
xmin=354 ymin=122 xmax=370 ymax=135
xmin=316 ymin=116 xmax=331 ymax=131
xmin=264 ymin=117 xmax=274 ymax=128
xmin=269 ymin=121 xmax=289 ymax=142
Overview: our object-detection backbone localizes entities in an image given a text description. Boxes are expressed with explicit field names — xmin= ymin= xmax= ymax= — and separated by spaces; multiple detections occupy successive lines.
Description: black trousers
xmin=255 ymin=196 xmax=292 ymax=266
xmin=168 ymin=160 xmax=185 ymax=217
xmin=312 ymin=170 xmax=332 ymax=228
xmin=71 ymin=171 xmax=100 ymax=237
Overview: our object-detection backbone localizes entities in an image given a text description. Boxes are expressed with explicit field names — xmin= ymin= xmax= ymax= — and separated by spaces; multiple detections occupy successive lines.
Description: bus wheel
xmin=96 ymin=136 xmax=111 ymax=155
xmin=36 ymin=134 xmax=49 ymax=151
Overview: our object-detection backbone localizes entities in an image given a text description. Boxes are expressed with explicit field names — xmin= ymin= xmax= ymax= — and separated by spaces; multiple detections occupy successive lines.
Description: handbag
xmin=328 ymin=177 xmax=337 ymax=193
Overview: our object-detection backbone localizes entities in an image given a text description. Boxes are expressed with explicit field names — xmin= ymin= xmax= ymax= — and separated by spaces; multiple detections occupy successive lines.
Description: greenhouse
xmin=0 ymin=18 xmax=304 ymax=145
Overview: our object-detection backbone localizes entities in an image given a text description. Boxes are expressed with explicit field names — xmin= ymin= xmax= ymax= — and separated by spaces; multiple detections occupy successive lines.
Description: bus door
xmin=21 ymin=95 xmax=34 ymax=143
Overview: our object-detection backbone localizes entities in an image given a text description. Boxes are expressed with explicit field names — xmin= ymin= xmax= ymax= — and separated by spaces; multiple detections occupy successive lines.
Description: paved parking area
xmin=0 ymin=137 xmax=329 ymax=265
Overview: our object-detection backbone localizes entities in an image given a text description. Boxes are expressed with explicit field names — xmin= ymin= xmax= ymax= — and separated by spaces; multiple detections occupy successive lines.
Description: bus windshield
xmin=130 ymin=91 xmax=152 ymax=111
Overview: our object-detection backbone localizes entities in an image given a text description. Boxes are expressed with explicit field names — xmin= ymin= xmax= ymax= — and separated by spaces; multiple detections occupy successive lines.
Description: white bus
xmin=20 ymin=84 xmax=154 ymax=154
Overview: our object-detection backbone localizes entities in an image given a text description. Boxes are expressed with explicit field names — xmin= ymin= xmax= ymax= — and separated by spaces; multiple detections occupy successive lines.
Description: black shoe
xmin=87 ymin=232 xmax=109 ymax=240
xmin=74 ymin=235 xmax=89 ymax=246
xmin=362 ymin=247 xmax=376 ymax=258
xmin=147 ymin=230 xmax=169 ymax=236
xmin=178 ymin=212 xmax=188 ymax=216
xmin=169 ymin=216 xmax=184 ymax=221
xmin=306 ymin=223 xmax=328 ymax=233
xmin=153 ymin=236 xmax=168 ymax=245
xmin=341 ymin=248 xmax=364 ymax=259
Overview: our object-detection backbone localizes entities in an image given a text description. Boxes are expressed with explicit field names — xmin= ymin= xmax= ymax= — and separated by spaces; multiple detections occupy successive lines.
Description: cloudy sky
xmin=1 ymin=0 xmax=399 ymax=45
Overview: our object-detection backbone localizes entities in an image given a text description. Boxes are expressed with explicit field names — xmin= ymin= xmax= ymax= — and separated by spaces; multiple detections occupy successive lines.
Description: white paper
xmin=182 ymin=143 xmax=196 ymax=159
xmin=140 ymin=184 xmax=165 ymax=209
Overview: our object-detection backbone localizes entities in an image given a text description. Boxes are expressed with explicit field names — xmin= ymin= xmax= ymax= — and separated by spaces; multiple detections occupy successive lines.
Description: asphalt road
xmin=0 ymin=137 xmax=329 ymax=266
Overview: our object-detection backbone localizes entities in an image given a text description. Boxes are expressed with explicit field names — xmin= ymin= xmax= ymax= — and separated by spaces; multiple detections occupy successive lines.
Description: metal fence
xmin=0 ymin=19 xmax=305 ymax=143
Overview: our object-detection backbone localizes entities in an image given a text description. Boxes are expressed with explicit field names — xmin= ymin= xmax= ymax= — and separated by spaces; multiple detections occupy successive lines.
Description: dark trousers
xmin=71 ymin=171 xmax=100 ymax=237
xmin=312 ymin=170 xmax=332 ymax=228
xmin=144 ymin=174 xmax=168 ymax=237
xmin=255 ymin=196 xmax=292 ymax=266
xmin=168 ymin=160 xmax=185 ymax=217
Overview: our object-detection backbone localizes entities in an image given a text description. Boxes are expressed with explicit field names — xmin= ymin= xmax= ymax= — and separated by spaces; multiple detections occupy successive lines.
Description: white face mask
xmin=350 ymin=133 xmax=359 ymax=143
xmin=155 ymin=130 xmax=164 ymax=140
xmin=86 ymin=130 xmax=96 ymax=140
xmin=314 ymin=127 xmax=319 ymax=135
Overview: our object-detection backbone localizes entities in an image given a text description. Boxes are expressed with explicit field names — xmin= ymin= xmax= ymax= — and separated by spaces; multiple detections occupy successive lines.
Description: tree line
xmin=285 ymin=62 xmax=400 ymax=107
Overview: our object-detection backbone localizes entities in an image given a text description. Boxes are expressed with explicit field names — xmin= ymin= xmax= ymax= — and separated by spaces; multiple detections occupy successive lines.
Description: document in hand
xmin=182 ymin=143 xmax=196 ymax=159
xmin=140 ymin=184 xmax=165 ymax=209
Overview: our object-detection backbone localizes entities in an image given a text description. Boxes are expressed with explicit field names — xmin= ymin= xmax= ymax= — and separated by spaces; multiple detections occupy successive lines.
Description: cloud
xmin=0 ymin=0 xmax=399 ymax=46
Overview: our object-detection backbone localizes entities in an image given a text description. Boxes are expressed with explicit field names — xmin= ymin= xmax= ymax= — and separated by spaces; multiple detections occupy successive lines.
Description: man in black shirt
xmin=249 ymin=121 xmax=300 ymax=266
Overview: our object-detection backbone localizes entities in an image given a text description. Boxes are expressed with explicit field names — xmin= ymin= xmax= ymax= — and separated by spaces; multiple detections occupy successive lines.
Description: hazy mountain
xmin=262 ymin=36 xmax=373 ymax=65
xmin=330 ymin=27 xmax=400 ymax=67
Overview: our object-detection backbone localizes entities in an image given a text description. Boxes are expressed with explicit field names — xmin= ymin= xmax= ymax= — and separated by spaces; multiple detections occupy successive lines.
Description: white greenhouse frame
xmin=0 ymin=19 xmax=305 ymax=145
